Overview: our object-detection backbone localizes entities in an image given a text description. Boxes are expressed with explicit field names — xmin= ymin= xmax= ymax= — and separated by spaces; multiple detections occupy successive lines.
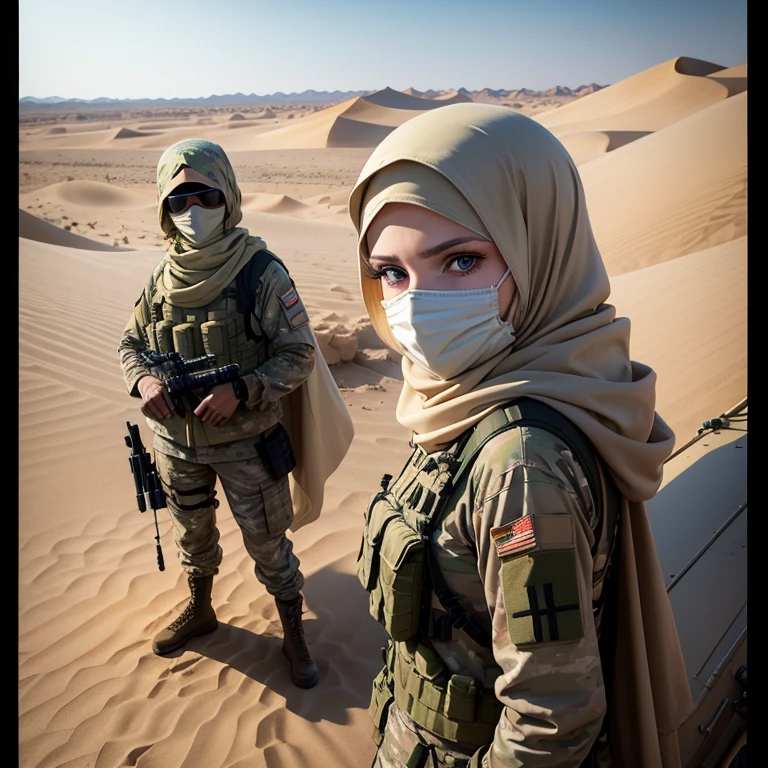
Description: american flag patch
xmin=281 ymin=288 xmax=299 ymax=308
xmin=491 ymin=516 xmax=537 ymax=558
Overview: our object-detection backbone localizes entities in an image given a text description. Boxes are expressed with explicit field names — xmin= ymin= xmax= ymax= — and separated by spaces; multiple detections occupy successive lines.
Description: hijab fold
xmin=348 ymin=103 xmax=692 ymax=767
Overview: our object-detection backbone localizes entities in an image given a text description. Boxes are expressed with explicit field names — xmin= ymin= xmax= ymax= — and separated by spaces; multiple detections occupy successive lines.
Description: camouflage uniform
xmin=364 ymin=422 xmax=617 ymax=768
xmin=119 ymin=253 xmax=315 ymax=599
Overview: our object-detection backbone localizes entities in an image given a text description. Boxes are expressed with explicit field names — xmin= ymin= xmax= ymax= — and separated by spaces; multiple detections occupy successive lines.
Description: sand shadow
xmin=163 ymin=564 xmax=388 ymax=726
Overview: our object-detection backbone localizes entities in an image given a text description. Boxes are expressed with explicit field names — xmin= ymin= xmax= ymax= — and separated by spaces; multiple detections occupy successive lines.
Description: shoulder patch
xmin=280 ymin=286 xmax=300 ymax=309
xmin=491 ymin=513 xmax=574 ymax=558
xmin=493 ymin=514 xmax=583 ymax=647
xmin=279 ymin=286 xmax=310 ymax=328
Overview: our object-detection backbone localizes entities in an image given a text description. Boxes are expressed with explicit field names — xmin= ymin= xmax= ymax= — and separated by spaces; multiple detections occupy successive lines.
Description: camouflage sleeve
xmin=117 ymin=284 xmax=153 ymax=398
xmin=471 ymin=426 xmax=605 ymax=767
xmin=239 ymin=260 xmax=316 ymax=410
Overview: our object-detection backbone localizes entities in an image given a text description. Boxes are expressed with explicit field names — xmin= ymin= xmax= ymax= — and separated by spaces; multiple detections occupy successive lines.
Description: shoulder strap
xmin=455 ymin=398 xmax=605 ymax=519
xmin=235 ymin=248 xmax=287 ymax=342
xmin=424 ymin=397 xmax=618 ymax=650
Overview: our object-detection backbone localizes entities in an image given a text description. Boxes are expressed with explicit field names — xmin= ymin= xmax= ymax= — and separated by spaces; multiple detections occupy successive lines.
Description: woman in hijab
xmin=349 ymin=104 xmax=691 ymax=767
xmin=118 ymin=139 xmax=353 ymax=688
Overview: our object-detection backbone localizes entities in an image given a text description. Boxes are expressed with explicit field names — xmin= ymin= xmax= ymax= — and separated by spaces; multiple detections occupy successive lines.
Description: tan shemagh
xmin=155 ymin=139 xmax=267 ymax=308
xmin=348 ymin=103 xmax=692 ymax=767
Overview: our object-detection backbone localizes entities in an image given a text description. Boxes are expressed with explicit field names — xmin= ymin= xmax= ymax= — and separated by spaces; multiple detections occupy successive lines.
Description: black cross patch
xmin=512 ymin=583 xmax=579 ymax=643
xmin=501 ymin=549 xmax=584 ymax=646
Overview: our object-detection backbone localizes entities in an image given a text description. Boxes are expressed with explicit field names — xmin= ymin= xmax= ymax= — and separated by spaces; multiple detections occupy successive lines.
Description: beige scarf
xmin=156 ymin=139 xmax=267 ymax=308
xmin=348 ymin=103 xmax=692 ymax=767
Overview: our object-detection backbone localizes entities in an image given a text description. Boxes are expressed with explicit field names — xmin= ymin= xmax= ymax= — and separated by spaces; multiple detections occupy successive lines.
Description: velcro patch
xmin=289 ymin=309 xmax=309 ymax=328
xmin=278 ymin=286 xmax=310 ymax=329
xmin=501 ymin=549 xmax=584 ymax=646
xmin=280 ymin=287 xmax=300 ymax=309
xmin=491 ymin=514 xmax=574 ymax=559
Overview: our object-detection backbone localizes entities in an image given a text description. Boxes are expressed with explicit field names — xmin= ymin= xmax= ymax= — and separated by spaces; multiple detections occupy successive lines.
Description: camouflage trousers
xmin=372 ymin=704 xmax=475 ymax=768
xmin=154 ymin=450 xmax=303 ymax=602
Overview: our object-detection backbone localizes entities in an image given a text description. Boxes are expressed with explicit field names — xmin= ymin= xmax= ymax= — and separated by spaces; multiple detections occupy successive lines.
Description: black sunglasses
xmin=166 ymin=187 xmax=225 ymax=214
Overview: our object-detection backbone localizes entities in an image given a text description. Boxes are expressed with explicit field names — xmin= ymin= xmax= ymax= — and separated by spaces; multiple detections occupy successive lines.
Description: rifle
xmin=124 ymin=421 xmax=166 ymax=571
xmin=139 ymin=350 xmax=240 ymax=417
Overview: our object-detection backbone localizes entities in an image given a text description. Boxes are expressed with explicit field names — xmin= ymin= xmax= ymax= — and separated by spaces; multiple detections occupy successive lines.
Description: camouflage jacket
xmin=384 ymin=422 xmax=615 ymax=766
xmin=118 ymin=257 xmax=315 ymax=459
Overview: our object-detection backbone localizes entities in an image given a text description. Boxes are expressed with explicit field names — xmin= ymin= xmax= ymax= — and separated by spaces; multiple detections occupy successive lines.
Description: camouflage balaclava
xmin=155 ymin=138 xmax=267 ymax=308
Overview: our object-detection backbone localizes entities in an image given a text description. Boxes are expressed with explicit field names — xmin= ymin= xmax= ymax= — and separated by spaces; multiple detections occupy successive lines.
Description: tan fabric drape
xmin=348 ymin=103 xmax=692 ymax=766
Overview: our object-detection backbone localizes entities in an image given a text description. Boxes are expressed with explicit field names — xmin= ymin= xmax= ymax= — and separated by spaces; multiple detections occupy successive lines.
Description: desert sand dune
xmin=535 ymin=56 xmax=733 ymax=134
xmin=18 ymin=52 xmax=747 ymax=768
xmin=581 ymin=90 xmax=747 ymax=275
xmin=136 ymin=121 xmax=192 ymax=130
xmin=20 ymin=119 xmax=117 ymax=139
xmin=302 ymin=191 xmax=353 ymax=207
xmin=113 ymin=127 xmax=160 ymax=139
xmin=251 ymin=88 xmax=471 ymax=150
xmin=432 ymin=89 xmax=468 ymax=101
xmin=26 ymin=126 xmax=118 ymax=148
xmin=557 ymin=130 xmax=653 ymax=165
xmin=251 ymin=195 xmax=347 ymax=223
xmin=19 ymin=209 xmax=127 ymax=251
xmin=44 ymin=179 xmax=155 ymax=209
xmin=608 ymin=235 xmax=747 ymax=443
xmin=706 ymin=62 xmax=748 ymax=96
xmin=242 ymin=192 xmax=314 ymax=216
xmin=361 ymin=86 xmax=471 ymax=108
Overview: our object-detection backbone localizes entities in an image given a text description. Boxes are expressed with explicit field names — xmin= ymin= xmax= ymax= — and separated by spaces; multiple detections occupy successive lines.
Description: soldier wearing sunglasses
xmin=117 ymin=138 xmax=328 ymax=688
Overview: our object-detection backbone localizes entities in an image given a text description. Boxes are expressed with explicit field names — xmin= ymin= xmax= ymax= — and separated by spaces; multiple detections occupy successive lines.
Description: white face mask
xmin=170 ymin=205 xmax=225 ymax=245
xmin=381 ymin=269 xmax=515 ymax=380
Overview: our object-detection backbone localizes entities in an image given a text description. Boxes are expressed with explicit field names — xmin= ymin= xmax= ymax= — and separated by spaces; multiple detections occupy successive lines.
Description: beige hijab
xmin=156 ymin=138 xmax=267 ymax=308
xmin=348 ymin=103 xmax=692 ymax=767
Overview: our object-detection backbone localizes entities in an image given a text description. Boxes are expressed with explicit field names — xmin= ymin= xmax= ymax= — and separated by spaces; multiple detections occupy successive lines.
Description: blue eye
xmin=446 ymin=255 xmax=478 ymax=274
xmin=382 ymin=267 xmax=407 ymax=284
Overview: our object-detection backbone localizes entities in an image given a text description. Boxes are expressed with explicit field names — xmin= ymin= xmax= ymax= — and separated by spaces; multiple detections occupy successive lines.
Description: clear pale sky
xmin=18 ymin=0 xmax=747 ymax=101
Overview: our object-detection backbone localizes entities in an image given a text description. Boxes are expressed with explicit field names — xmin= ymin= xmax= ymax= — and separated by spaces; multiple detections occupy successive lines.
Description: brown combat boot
xmin=275 ymin=594 xmax=319 ymax=688
xmin=152 ymin=573 xmax=218 ymax=655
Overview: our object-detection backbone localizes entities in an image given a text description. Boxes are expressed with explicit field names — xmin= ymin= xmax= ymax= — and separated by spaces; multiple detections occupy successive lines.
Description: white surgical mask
xmin=170 ymin=204 xmax=225 ymax=245
xmin=381 ymin=269 xmax=515 ymax=380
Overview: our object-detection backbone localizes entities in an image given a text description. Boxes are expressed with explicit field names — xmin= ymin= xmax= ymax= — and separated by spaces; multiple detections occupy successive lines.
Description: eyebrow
xmin=369 ymin=236 xmax=489 ymax=263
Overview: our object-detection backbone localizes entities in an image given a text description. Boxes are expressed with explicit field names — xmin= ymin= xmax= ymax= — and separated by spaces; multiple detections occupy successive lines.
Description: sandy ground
xmin=18 ymin=57 xmax=747 ymax=768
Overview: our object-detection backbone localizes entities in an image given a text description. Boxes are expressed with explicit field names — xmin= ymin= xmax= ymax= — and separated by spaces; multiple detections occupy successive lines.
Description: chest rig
xmin=357 ymin=397 xmax=620 ymax=751
xmin=143 ymin=250 xmax=284 ymax=374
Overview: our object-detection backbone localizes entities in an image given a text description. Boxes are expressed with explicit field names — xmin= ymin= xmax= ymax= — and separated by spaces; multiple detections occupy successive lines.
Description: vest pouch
xmin=148 ymin=320 xmax=176 ymax=354
xmin=393 ymin=640 xmax=502 ymax=749
xmin=357 ymin=492 xmax=400 ymax=593
xmin=172 ymin=323 xmax=204 ymax=360
xmin=200 ymin=316 xmax=238 ymax=367
xmin=367 ymin=645 xmax=395 ymax=747
xmin=378 ymin=518 xmax=424 ymax=641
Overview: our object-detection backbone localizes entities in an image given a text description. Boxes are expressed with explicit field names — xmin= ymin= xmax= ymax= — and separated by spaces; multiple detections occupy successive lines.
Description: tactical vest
xmin=357 ymin=398 xmax=620 ymax=751
xmin=143 ymin=249 xmax=293 ymax=367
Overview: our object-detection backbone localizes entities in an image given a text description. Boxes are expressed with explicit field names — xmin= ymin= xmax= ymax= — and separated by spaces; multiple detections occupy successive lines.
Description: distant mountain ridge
xmin=19 ymin=84 xmax=607 ymax=109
